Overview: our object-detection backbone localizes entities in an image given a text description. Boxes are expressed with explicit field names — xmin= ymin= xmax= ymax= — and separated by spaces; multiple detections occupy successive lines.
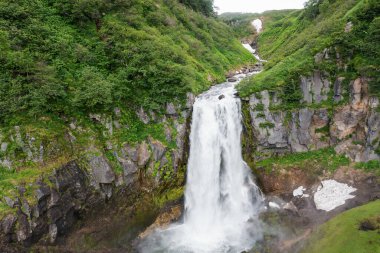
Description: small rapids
xmin=138 ymin=74 xmax=264 ymax=253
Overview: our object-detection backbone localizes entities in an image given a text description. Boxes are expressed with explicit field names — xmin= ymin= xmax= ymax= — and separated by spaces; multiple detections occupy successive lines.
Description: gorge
xmin=139 ymin=73 xmax=264 ymax=253
xmin=0 ymin=0 xmax=379 ymax=252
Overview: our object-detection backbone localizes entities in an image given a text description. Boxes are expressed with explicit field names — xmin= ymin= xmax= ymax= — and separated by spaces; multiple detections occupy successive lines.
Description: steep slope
xmin=0 ymin=0 xmax=254 ymax=248
xmin=237 ymin=0 xmax=380 ymax=167
xmin=239 ymin=0 xmax=379 ymax=97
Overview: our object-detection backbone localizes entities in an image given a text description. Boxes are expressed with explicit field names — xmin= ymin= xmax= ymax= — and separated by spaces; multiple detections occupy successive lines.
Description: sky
xmin=214 ymin=0 xmax=306 ymax=14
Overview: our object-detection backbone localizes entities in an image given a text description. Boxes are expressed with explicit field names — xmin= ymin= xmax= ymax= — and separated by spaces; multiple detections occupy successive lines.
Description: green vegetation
xmin=0 ymin=0 xmax=253 ymax=123
xmin=355 ymin=160 xmax=380 ymax=175
xmin=219 ymin=10 xmax=296 ymax=39
xmin=0 ymin=157 xmax=69 ymax=219
xmin=302 ymin=200 xmax=380 ymax=253
xmin=256 ymin=148 xmax=350 ymax=172
xmin=238 ymin=0 xmax=380 ymax=99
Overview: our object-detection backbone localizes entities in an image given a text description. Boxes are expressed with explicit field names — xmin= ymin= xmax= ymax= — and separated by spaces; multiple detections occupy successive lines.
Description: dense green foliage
xmin=219 ymin=10 xmax=295 ymax=39
xmin=0 ymin=0 xmax=253 ymax=124
xmin=302 ymin=200 xmax=380 ymax=253
xmin=179 ymin=0 xmax=214 ymax=16
xmin=238 ymin=0 xmax=380 ymax=98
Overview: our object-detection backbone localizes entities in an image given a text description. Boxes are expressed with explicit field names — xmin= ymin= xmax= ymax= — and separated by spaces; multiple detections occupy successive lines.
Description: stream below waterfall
xmin=138 ymin=73 xmax=264 ymax=253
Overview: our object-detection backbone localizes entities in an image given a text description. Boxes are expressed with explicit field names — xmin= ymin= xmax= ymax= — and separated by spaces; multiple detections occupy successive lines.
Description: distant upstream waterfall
xmin=139 ymin=75 xmax=264 ymax=253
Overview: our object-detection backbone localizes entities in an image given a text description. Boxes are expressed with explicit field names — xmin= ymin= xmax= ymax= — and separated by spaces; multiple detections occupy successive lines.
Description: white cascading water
xmin=139 ymin=75 xmax=264 ymax=253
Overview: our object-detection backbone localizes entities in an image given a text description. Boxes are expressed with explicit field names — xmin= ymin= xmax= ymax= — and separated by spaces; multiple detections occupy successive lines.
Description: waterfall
xmin=139 ymin=76 xmax=263 ymax=253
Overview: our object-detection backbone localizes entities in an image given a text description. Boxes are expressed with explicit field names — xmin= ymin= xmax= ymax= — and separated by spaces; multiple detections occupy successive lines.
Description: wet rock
xmin=218 ymin=95 xmax=225 ymax=100
xmin=228 ymin=77 xmax=238 ymax=82
xmin=139 ymin=205 xmax=182 ymax=239
xmin=89 ymin=156 xmax=115 ymax=184
xmin=175 ymin=121 xmax=187 ymax=160
xmin=137 ymin=141 xmax=151 ymax=167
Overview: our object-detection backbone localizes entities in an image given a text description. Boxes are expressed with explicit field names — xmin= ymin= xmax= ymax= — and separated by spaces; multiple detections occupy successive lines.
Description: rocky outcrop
xmin=246 ymin=74 xmax=380 ymax=162
xmin=1 ymin=162 xmax=95 ymax=247
xmin=0 ymin=93 xmax=195 ymax=249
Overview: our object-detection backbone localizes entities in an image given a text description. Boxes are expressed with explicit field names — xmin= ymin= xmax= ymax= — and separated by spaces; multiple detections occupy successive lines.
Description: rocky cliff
xmin=244 ymin=52 xmax=379 ymax=163
xmin=0 ymin=95 xmax=194 ymax=249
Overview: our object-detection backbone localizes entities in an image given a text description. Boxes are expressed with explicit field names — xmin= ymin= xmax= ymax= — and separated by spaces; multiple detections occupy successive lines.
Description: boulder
xmin=89 ymin=156 xmax=115 ymax=184
xmin=1 ymin=215 xmax=17 ymax=234
xmin=166 ymin=103 xmax=177 ymax=115
xmin=149 ymin=139 xmax=166 ymax=161
xmin=118 ymin=158 xmax=138 ymax=185
xmin=137 ymin=142 xmax=151 ymax=167
xmin=136 ymin=107 xmax=150 ymax=124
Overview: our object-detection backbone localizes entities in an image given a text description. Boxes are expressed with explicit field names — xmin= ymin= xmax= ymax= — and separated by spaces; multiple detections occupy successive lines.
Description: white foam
xmin=313 ymin=180 xmax=356 ymax=212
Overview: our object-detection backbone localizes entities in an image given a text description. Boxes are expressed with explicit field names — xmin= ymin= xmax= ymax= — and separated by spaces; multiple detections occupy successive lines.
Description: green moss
xmin=258 ymin=122 xmax=275 ymax=129
xmin=256 ymin=147 xmax=350 ymax=173
xmin=355 ymin=160 xmax=380 ymax=175
xmin=154 ymin=187 xmax=184 ymax=208
xmin=302 ymin=200 xmax=380 ymax=253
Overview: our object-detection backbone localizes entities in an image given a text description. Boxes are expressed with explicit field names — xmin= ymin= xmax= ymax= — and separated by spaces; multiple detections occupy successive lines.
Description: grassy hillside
xmin=220 ymin=10 xmax=295 ymax=40
xmin=0 ymin=0 xmax=254 ymax=217
xmin=0 ymin=0 xmax=253 ymax=124
xmin=302 ymin=200 xmax=380 ymax=253
xmin=238 ymin=0 xmax=380 ymax=101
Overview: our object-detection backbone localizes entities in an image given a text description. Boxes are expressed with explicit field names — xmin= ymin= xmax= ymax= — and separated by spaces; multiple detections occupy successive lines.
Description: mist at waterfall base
xmin=138 ymin=77 xmax=264 ymax=253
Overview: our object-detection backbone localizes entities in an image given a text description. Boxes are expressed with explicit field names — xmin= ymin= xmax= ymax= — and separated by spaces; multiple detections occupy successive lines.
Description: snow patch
xmin=252 ymin=19 xmax=263 ymax=33
xmin=293 ymin=186 xmax=305 ymax=197
xmin=313 ymin=180 xmax=356 ymax=212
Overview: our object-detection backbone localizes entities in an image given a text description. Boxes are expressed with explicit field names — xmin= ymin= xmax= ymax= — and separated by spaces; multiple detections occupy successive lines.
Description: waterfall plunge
xmin=139 ymin=79 xmax=263 ymax=253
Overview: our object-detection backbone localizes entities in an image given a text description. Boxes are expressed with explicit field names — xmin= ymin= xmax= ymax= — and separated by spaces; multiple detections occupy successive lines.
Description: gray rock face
xmin=300 ymin=71 xmax=330 ymax=104
xmin=247 ymin=74 xmax=380 ymax=162
xmin=89 ymin=156 xmax=115 ymax=184
xmin=2 ymin=215 xmax=16 ymax=234
xmin=249 ymin=91 xmax=329 ymax=155
xmin=149 ymin=139 xmax=166 ymax=161
xmin=186 ymin=93 xmax=196 ymax=109
xmin=333 ymin=77 xmax=345 ymax=102
xmin=137 ymin=141 xmax=151 ymax=167
xmin=136 ymin=107 xmax=150 ymax=124
xmin=120 ymin=158 xmax=138 ymax=186
xmin=166 ymin=103 xmax=177 ymax=115
xmin=123 ymin=144 xmax=138 ymax=162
